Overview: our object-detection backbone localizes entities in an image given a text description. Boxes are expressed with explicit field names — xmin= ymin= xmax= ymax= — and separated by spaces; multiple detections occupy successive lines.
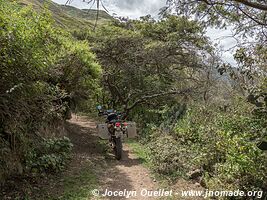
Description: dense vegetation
xmin=0 ymin=0 xmax=100 ymax=181
xmin=0 ymin=0 xmax=266 ymax=199
xmin=88 ymin=18 xmax=266 ymax=196
xmin=87 ymin=15 xmax=216 ymax=116
xmin=82 ymin=1 xmax=266 ymax=196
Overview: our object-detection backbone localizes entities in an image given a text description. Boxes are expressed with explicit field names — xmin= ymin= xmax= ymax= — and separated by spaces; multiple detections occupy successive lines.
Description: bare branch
xmin=200 ymin=0 xmax=267 ymax=11
xmin=105 ymin=74 xmax=126 ymax=104
xmin=234 ymin=0 xmax=267 ymax=11
xmin=236 ymin=5 xmax=267 ymax=25
xmin=93 ymin=0 xmax=100 ymax=31
xmin=127 ymin=88 xmax=196 ymax=111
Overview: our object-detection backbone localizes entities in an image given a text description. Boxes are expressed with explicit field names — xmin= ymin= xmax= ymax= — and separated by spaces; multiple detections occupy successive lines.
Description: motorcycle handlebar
xmin=98 ymin=110 xmax=126 ymax=118
xmin=98 ymin=111 xmax=108 ymax=116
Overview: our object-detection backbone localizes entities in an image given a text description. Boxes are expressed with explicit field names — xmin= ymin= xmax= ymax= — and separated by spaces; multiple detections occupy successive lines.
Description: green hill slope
xmin=18 ymin=0 xmax=112 ymax=30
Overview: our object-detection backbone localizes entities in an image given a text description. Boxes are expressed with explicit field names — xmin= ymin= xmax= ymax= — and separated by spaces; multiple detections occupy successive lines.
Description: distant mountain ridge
xmin=19 ymin=0 xmax=113 ymax=30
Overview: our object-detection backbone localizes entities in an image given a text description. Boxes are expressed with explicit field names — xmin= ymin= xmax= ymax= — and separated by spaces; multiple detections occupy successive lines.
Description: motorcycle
xmin=97 ymin=105 xmax=128 ymax=160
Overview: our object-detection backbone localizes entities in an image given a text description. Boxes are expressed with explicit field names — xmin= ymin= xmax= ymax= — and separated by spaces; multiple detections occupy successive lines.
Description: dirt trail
xmin=1 ymin=115 xmax=202 ymax=199
xmin=67 ymin=116 xmax=204 ymax=200
xmin=67 ymin=115 xmax=158 ymax=200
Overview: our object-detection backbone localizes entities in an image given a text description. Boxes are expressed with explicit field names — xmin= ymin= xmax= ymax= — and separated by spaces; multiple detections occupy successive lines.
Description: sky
xmin=52 ymin=0 xmax=237 ymax=65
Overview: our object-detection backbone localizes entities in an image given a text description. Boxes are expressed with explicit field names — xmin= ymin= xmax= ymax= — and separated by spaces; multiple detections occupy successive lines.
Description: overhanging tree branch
xmin=127 ymin=87 xmax=196 ymax=111
xmin=236 ymin=6 xmax=267 ymax=26
xmin=104 ymin=74 xmax=126 ymax=105
xmin=200 ymin=0 xmax=267 ymax=11
xmin=234 ymin=0 xmax=267 ymax=11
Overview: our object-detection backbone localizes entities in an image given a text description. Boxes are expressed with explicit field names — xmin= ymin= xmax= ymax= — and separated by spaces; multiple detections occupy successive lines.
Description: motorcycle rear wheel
xmin=114 ymin=137 xmax=122 ymax=160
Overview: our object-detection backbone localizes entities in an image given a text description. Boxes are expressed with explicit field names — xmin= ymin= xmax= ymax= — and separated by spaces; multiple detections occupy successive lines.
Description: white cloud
xmin=206 ymin=27 xmax=237 ymax=65
xmin=52 ymin=0 xmax=87 ymax=9
xmin=52 ymin=0 xmax=167 ymax=18
xmin=102 ymin=0 xmax=167 ymax=19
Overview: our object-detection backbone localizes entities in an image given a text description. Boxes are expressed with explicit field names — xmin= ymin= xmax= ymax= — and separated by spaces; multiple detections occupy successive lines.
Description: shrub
xmin=147 ymin=130 xmax=199 ymax=181
xmin=25 ymin=137 xmax=73 ymax=173
xmin=145 ymin=99 xmax=267 ymax=194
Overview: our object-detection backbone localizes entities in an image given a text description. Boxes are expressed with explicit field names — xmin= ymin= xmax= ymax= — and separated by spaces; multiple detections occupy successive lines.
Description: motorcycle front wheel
xmin=114 ymin=137 xmax=122 ymax=160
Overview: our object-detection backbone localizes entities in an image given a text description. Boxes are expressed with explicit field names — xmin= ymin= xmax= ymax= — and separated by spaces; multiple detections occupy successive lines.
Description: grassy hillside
xmin=18 ymin=0 xmax=112 ymax=30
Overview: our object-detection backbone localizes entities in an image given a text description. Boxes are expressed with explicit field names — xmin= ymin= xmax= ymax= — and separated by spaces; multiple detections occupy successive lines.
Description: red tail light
xmin=115 ymin=122 xmax=121 ymax=127
xmin=124 ymin=122 xmax=128 ymax=126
